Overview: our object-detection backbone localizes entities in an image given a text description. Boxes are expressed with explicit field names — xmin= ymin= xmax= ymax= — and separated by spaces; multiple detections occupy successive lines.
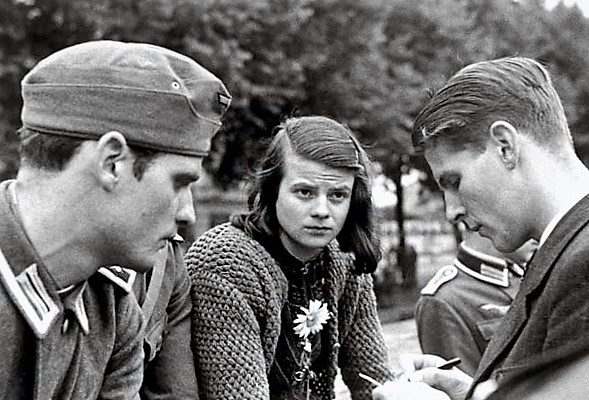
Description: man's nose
xmin=444 ymin=192 xmax=466 ymax=225
xmin=176 ymin=188 xmax=196 ymax=226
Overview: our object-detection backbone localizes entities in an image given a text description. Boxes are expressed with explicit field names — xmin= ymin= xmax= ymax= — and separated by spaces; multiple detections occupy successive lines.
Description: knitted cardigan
xmin=186 ymin=222 xmax=392 ymax=399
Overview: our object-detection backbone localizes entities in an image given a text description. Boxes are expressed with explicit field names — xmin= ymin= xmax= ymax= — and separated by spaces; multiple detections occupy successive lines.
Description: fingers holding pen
xmin=391 ymin=353 xmax=462 ymax=378
xmin=391 ymin=353 xmax=445 ymax=377
xmin=409 ymin=364 xmax=473 ymax=400
xmin=373 ymin=354 xmax=473 ymax=400
xmin=438 ymin=357 xmax=462 ymax=370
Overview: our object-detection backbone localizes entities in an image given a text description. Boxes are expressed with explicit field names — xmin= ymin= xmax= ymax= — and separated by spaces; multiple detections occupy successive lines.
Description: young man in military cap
xmin=373 ymin=57 xmax=589 ymax=400
xmin=0 ymin=40 xmax=230 ymax=399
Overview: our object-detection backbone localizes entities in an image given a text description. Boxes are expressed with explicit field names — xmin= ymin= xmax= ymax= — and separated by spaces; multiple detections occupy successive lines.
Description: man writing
xmin=0 ymin=40 xmax=230 ymax=399
xmin=374 ymin=57 xmax=589 ymax=399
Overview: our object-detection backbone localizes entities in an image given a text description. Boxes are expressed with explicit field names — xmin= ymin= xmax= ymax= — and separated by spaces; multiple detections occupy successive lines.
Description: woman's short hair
xmin=413 ymin=57 xmax=572 ymax=154
xmin=232 ymin=115 xmax=381 ymax=273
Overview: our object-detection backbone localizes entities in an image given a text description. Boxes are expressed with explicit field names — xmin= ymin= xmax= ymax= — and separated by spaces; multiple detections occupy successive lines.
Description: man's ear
xmin=489 ymin=121 xmax=519 ymax=170
xmin=94 ymin=131 xmax=131 ymax=191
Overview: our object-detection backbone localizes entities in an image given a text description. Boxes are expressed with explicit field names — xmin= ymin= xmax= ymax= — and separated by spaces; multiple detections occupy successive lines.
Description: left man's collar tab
xmin=0 ymin=258 xmax=61 ymax=338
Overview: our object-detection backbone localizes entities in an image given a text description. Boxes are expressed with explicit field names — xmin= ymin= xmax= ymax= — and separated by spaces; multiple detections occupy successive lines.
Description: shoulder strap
xmin=420 ymin=264 xmax=458 ymax=296
xmin=141 ymin=249 xmax=167 ymax=323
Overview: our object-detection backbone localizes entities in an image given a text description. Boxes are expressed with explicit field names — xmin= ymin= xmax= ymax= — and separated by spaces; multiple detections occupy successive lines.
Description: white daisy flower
xmin=293 ymin=299 xmax=331 ymax=340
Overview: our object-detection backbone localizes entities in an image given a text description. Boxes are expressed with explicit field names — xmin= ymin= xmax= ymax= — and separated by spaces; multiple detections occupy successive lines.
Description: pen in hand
xmin=359 ymin=357 xmax=462 ymax=388
xmin=438 ymin=357 xmax=461 ymax=370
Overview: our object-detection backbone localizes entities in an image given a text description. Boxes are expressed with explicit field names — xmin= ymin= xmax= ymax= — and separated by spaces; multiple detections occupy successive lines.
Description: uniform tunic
xmin=0 ymin=180 xmax=144 ymax=399
xmin=416 ymin=242 xmax=522 ymax=375
xmin=133 ymin=238 xmax=199 ymax=399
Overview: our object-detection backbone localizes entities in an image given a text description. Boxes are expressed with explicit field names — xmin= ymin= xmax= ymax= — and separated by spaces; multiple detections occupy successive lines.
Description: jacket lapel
xmin=474 ymin=259 xmax=535 ymax=382
xmin=475 ymin=194 xmax=589 ymax=383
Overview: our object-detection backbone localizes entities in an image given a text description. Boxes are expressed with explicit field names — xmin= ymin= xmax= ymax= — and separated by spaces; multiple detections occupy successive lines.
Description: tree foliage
xmin=2 ymin=0 xmax=589 ymax=185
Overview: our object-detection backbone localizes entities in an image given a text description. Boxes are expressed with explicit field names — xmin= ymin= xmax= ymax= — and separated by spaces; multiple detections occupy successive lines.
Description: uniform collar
xmin=97 ymin=266 xmax=136 ymax=293
xmin=59 ymin=281 xmax=89 ymax=334
xmin=0 ymin=180 xmax=64 ymax=338
xmin=0 ymin=180 xmax=133 ymax=338
xmin=98 ymin=234 xmax=180 ymax=293
xmin=455 ymin=242 xmax=522 ymax=288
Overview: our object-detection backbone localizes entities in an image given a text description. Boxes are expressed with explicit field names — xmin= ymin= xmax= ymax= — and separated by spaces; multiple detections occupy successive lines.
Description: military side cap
xmin=21 ymin=40 xmax=232 ymax=157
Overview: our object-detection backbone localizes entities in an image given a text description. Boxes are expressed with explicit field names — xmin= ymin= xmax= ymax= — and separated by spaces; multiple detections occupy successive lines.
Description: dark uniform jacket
xmin=416 ymin=243 xmax=522 ymax=375
xmin=133 ymin=238 xmax=198 ymax=399
xmin=0 ymin=180 xmax=144 ymax=399
xmin=470 ymin=194 xmax=589 ymax=396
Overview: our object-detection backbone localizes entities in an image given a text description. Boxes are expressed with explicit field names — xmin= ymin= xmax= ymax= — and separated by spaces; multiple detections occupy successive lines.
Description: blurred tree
xmin=376 ymin=0 xmax=589 ymax=280
xmin=180 ymin=0 xmax=399 ymax=188
xmin=2 ymin=0 xmax=589 ymax=183
xmin=179 ymin=0 xmax=309 ymax=188
xmin=539 ymin=3 xmax=589 ymax=165
xmin=0 ymin=0 xmax=99 ymax=180
xmin=2 ymin=0 xmax=589 ymax=293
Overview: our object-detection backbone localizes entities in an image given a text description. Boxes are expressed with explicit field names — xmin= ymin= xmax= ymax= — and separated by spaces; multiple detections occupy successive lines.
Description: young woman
xmin=186 ymin=116 xmax=393 ymax=399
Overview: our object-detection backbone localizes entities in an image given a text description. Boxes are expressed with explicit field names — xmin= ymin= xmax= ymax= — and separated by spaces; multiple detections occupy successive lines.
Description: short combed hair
xmin=18 ymin=127 xmax=159 ymax=179
xmin=232 ymin=115 xmax=381 ymax=274
xmin=412 ymin=57 xmax=573 ymax=154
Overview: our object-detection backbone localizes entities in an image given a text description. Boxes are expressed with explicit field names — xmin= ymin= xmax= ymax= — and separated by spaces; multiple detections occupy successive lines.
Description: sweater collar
xmin=256 ymin=230 xmax=327 ymax=286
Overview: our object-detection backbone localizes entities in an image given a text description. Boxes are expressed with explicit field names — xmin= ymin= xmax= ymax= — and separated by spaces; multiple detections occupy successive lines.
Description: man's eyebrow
xmin=174 ymin=172 xmax=200 ymax=184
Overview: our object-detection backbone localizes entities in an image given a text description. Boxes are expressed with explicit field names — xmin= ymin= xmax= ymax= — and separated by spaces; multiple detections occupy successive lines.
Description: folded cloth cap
xmin=21 ymin=40 xmax=232 ymax=157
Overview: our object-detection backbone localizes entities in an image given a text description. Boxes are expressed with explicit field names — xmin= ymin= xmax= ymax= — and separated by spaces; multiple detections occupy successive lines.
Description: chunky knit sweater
xmin=186 ymin=222 xmax=392 ymax=399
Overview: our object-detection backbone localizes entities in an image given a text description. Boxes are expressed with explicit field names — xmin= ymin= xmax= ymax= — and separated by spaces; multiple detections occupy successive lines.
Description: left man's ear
xmin=94 ymin=131 xmax=132 ymax=191
xmin=489 ymin=121 xmax=519 ymax=170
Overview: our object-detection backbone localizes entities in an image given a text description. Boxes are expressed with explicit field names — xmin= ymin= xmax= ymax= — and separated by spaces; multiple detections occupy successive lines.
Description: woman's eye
xmin=296 ymin=188 xmax=312 ymax=198
xmin=329 ymin=191 xmax=349 ymax=202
